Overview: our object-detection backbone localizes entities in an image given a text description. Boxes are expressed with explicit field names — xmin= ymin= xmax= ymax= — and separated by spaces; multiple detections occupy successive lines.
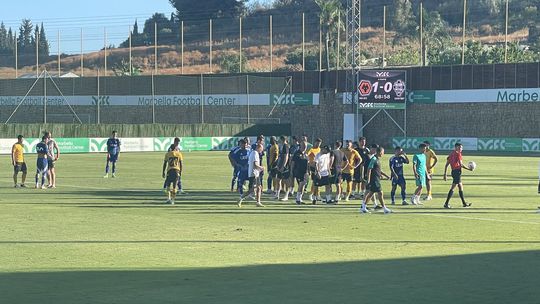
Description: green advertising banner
xmin=179 ymin=137 xmax=213 ymax=151
xmin=392 ymin=137 xmax=434 ymax=150
xmin=270 ymin=94 xmax=315 ymax=105
xmin=407 ymin=91 xmax=436 ymax=104
xmin=523 ymin=138 xmax=540 ymax=152
xmin=478 ymin=138 xmax=523 ymax=152
xmin=55 ymin=138 xmax=90 ymax=153
xmin=393 ymin=137 xmax=540 ymax=152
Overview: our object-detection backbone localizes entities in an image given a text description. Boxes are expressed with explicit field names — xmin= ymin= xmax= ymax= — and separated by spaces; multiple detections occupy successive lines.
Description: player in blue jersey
xmin=232 ymin=139 xmax=250 ymax=198
xmin=389 ymin=146 xmax=410 ymax=205
xmin=228 ymin=140 xmax=241 ymax=192
xmin=104 ymin=131 xmax=121 ymax=178
xmin=35 ymin=136 xmax=49 ymax=189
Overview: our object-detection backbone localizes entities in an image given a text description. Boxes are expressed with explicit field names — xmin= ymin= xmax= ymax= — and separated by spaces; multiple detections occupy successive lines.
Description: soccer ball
xmin=468 ymin=161 xmax=477 ymax=171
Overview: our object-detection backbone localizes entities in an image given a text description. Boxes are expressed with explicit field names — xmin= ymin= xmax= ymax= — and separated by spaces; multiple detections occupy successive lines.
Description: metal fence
xmin=0 ymin=2 xmax=537 ymax=79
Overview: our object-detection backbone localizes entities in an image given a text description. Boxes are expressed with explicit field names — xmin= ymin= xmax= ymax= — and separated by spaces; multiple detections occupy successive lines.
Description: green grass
xmin=0 ymin=152 xmax=539 ymax=304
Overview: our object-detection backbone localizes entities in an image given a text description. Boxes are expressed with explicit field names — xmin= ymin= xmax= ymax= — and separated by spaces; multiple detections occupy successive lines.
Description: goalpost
xmin=4 ymin=70 xmax=83 ymax=124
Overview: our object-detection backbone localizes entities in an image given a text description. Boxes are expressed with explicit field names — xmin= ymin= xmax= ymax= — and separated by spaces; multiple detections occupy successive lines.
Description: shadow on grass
xmin=0 ymin=250 xmax=539 ymax=304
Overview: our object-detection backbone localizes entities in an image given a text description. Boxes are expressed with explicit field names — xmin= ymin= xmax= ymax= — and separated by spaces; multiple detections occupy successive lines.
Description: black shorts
xmin=14 ymin=162 xmax=27 ymax=174
xmin=451 ymin=169 xmax=462 ymax=184
xmin=249 ymin=176 xmax=262 ymax=189
xmin=332 ymin=172 xmax=342 ymax=185
xmin=353 ymin=167 xmax=363 ymax=183
xmin=368 ymin=180 xmax=382 ymax=193
xmin=315 ymin=175 xmax=330 ymax=186
xmin=47 ymin=159 xmax=55 ymax=169
xmin=363 ymin=165 xmax=369 ymax=180
xmin=165 ymin=170 xmax=180 ymax=190
xmin=294 ymin=172 xmax=307 ymax=183
xmin=342 ymin=173 xmax=353 ymax=182
xmin=277 ymin=168 xmax=291 ymax=180
xmin=270 ymin=164 xmax=279 ymax=178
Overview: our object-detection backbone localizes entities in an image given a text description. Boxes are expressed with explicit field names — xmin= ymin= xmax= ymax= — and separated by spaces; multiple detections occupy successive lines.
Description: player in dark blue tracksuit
xmin=232 ymin=139 xmax=250 ymax=197
xmin=389 ymin=146 xmax=410 ymax=205
xmin=228 ymin=140 xmax=241 ymax=192
xmin=35 ymin=136 xmax=49 ymax=189
xmin=104 ymin=131 xmax=121 ymax=178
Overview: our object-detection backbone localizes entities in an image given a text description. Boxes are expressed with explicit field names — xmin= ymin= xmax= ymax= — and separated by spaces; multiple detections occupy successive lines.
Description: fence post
xmin=80 ymin=28 xmax=84 ymax=77
xmin=246 ymin=75 xmax=250 ymax=124
xmin=154 ymin=22 xmax=158 ymax=75
xmin=210 ymin=19 xmax=213 ymax=73
xmin=239 ymin=17 xmax=243 ymax=73
xmin=14 ymin=33 xmax=18 ymax=78
xmin=382 ymin=6 xmax=386 ymax=68
xmin=97 ymin=70 xmax=100 ymax=124
xmin=504 ymin=0 xmax=509 ymax=64
xmin=461 ymin=0 xmax=467 ymax=65
xmin=129 ymin=25 xmax=132 ymax=76
xmin=200 ymin=74 xmax=204 ymax=123
xmin=36 ymin=30 xmax=39 ymax=77
xmin=43 ymin=70 xmax=46 ymax=123
xmin=58 ymin=30 xmax=61 ymax=77
xmin=337 ymin=10 xmax=341 ymax=70
xmin=104 ymin=27 xmax=107 ymax=76
xmin=151 ymin=73 xmax=155 ymax=124
xmin=270 ymin=15 xmax=273 ymax=72
xmin=420 ymin=2 xmax=424 ymax=66
xmin=302 ymin=13 xmax=305 ymax=71
xmin=319 ymin=18 xmax=322 ymax=71
xmin=181 ymin=21 xmax=184 ymax=74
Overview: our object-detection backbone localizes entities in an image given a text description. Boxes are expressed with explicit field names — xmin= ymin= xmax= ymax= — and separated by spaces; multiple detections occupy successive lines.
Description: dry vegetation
xmin=0 ymin=27 xmax=529 ymax=79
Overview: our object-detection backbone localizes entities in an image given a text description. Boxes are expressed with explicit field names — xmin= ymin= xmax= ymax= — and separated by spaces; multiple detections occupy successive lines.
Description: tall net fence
xmin=0 ymin=74 xmax=291 ymax=124
xmin=0 ymin=1 xmax=537 ymax=80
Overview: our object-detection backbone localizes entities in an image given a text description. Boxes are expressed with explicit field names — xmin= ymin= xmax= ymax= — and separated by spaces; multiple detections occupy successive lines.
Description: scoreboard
xmin=357 ymin=70 xmax=407 ymax=110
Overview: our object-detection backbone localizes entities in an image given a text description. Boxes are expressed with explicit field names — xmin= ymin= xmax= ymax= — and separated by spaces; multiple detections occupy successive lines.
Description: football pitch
xmin=0 ymin=152 xmax=539 ymax=304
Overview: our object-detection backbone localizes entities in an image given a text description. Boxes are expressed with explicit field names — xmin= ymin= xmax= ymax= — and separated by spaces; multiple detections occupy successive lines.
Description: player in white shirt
xmin=238 ymin=143 xmax=265 ymax=207
xmin=315 ymin=145 xmax=333 ymax=204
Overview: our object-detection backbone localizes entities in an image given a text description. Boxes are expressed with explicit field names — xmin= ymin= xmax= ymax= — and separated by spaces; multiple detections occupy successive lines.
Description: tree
xmin=169 ymin=0 xmax=248 ymax=21
xmin=38 ymin=23 xmax=49 ymax=57
xmin=143 ymin=13 xmax=174 ymax=45
xmin=422 ymin=10 xmax=454 ymax=65
xmin=112 ymin=59 xmax=142 ymax=76
xmin=219 ymin=53 xmax=248 ymax=73
xmin=315 ymin=0 xmax=343 ymax=70
xmin=18 ymin=19 xmax=33 ymax=53
xmin=391 ymin=0 xmax=417 ymax=38
xmin=0 ymin=22 xmax=7 ymax=54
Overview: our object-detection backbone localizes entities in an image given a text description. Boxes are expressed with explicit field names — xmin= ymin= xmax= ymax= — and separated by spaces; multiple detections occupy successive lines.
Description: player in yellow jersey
xmin=341 ymin=140 xmax=362 ymax=201
xmin=423 ymin=141 xmax=438 ymax=201
xmin=11 ymin=135 xmax=27 ymax=188
xmin=307 ymin=138 xmax=322 ymax=203
xmin=162 ymin=144 xmax=183 ymax=205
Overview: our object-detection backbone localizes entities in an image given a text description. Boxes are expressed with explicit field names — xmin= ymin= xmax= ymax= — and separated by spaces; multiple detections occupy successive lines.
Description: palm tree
xmin=315 ymin=0 xmax=344 ymax=70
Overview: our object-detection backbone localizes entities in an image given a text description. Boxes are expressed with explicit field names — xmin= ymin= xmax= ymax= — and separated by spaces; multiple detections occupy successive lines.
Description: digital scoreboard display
xmin=357 ymin=70 xmax=407 ymax=109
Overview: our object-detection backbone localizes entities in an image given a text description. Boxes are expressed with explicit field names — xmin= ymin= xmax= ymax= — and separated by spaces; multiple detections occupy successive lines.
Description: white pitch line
xmin=422 ymin=213 xmax=540 ymax=225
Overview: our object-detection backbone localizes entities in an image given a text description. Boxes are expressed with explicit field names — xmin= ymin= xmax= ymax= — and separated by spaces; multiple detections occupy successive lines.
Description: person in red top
xmin=443 ymin=143 xmax=473 ymax=209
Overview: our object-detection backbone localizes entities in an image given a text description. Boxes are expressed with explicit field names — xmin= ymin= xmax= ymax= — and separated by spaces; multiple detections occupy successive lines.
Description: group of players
xmin=228 ymin=135 xmax=479 ymax=213
xmin=10 ymin=131 xmax=121 ymax=189
xmin=11 ymin=132 xmax=60 ymax=189
xmin=8 ymin=131 xmax=539 ymax=212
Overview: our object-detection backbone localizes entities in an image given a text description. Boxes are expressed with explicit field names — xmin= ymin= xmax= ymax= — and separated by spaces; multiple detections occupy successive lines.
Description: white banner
xmin=0 ymin=139 xmax=14 ymax=155
xmin=436 ymin=88 xmax=540 ymax=103
xmin=0 ymin=94 xmax=319 ymax=106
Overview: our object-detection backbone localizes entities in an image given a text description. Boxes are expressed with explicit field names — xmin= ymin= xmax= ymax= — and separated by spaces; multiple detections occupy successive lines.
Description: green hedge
xmin=0 ymin=124 xmax=291 ymax=138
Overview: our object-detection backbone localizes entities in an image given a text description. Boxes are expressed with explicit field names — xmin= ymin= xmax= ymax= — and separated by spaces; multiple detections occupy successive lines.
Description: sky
xmin=0 ymin=0 xmax=273 ymax=55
